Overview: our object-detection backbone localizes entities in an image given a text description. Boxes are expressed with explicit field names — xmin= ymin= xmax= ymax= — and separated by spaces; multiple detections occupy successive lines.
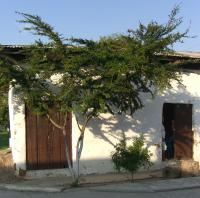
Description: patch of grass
xmin=0 ymin=131 xmax=9 ymax=150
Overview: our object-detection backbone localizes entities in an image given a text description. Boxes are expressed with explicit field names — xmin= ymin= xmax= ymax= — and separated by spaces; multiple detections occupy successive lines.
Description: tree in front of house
xmin=0 ymin=6 xmax=188 ymax=184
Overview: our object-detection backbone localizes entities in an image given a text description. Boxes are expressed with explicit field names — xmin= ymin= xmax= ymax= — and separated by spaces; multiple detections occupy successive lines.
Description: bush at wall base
xmin=111 ymin=134 xmax=153 ymax=182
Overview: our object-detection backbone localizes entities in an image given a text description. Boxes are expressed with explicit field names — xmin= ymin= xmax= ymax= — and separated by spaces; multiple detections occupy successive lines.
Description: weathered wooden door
xmin=26 ymin=107 xmax=72 ymax=170
xmin=174 ymin=104 xmax=193 ymax=159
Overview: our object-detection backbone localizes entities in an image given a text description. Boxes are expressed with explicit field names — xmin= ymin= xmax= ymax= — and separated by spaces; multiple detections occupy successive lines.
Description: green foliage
xmin=0 ymin=6 xmax=188 ymax=182
xmin=0 ymin=92 xmax=9 ymax=132
xmin=70 ymin=179 xmax=80 ymax=188
xmin=112 ymin=135 xmax=152 ymax=181
xmin=0 ymin=6 xmax=186 ymax=120
xmin=0 ymin=131 xmax=9 ymax=150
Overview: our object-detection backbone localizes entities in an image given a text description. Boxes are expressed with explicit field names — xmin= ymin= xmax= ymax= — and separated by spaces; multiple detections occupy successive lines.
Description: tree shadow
xmin=85 ymin=76 xmax=200 ymax=165
xmin=9 ymin=72 xmax=200 ymax=171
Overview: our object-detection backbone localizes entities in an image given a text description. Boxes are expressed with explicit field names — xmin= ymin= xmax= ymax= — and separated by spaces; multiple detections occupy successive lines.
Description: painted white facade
xmin=9 ymin=70 xmax=200 ymax=177
xmin=8 ymin=86 xmax=26 ymax=171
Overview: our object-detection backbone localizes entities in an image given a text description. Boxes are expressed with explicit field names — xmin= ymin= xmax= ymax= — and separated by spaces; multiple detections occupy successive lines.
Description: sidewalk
xmin=0 ymin=170 xmax=200 ymax=193
xmin=0 ymin=170 xmax=161 ymax=192
xmin=90 ymin=176 xmax=200 ymax=193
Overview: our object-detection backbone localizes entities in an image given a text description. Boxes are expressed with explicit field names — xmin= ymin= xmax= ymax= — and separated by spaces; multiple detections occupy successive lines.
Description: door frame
xmin=162 ymin=102 xmax=193 ymax=160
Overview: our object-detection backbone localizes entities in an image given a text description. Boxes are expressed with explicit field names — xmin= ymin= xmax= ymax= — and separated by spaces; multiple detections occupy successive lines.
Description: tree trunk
xmin=48 ymin=113 xmax=92 ymax=184
xmin=74 ymin=114 xmax=92 ymax=184
xmin=62 ymin=128 xmax=76 ymax=181
xmin=47 ymin=113 xmax=77 ymax=182
xmin=75 ymin=133 xmax=84 ymax=183
xmin=131 ymin=172 xmax=134 ymax=183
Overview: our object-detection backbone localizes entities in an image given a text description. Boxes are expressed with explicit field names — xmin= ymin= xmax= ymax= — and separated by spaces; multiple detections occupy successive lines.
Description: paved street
xmin=1 ymin=188 xmax=200 ymax=198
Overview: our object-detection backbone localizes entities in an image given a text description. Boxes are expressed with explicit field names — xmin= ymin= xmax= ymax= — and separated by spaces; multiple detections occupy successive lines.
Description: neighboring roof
xmin=0 ymin=45 xmax=28 ymax=60
xmin=2 ymin=45 xmax=200 ymax=57
xmin=2 ymin=45 xmax=30 ymax=49
xmin=1 ymin=45 xmax=200 ymax=69
xmin=174 ymin=51 xmax=200 ymax=59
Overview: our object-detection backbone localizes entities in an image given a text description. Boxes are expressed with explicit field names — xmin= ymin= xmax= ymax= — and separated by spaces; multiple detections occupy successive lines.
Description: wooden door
xmin=174 ymin=104 xmax=193 ymax=159
xmin=26 ymin=107 xmax=72 ymax=170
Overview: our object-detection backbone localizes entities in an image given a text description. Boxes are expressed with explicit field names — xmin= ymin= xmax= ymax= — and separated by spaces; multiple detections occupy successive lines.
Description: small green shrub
xmin=112 ymin=134 xmax=152 ymax=182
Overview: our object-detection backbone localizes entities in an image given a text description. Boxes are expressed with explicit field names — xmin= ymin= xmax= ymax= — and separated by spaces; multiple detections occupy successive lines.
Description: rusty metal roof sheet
xmin=2 ymin=45 xmax=200 ymax=59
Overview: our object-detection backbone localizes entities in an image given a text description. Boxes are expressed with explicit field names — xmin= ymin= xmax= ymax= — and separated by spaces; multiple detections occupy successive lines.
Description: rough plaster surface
xmin=9 ymin=87 xmax=26 ymax=171
xmin=73 ymin=71 xmax=200 ymax=174
xmin=9 ymin=71 xmax=200 ymax=176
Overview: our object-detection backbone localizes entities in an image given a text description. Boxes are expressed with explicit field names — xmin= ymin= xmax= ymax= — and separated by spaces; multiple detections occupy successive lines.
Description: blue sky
xmin=1 ymin=0 xmax=200 ymax=51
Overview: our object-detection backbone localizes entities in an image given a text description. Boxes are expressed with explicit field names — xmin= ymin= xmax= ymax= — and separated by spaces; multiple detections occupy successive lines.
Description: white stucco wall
xmin=72 ymin=70 xmax=200 ymax=174
xmin=9 ymin=86 xmax=26 ymax=171
xmin=9 ymin=70 xmax=200 ymax=176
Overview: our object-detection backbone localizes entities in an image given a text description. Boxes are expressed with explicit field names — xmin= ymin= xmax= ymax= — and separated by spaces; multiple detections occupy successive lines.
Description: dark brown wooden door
xmin=26 ymin=107 xmax=72 ymax=170
xmin=174 ymin=104 xmax=193 ymax=159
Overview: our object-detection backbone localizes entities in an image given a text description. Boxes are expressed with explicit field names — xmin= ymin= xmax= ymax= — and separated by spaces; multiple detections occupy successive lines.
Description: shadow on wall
xmin=84 ymin=82 xmax=200 ymax=155
xmin=13 ymin=158 xmax=162 ymax=178
xmin=11 ymin=74 xmax=200 ymax=166
xmin=11 ymin=87 xmax=25 ymax=113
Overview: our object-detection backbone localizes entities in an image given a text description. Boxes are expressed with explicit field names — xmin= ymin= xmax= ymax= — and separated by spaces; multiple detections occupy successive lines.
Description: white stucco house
xmin=5 ymin=46 xmax=200 ymax=177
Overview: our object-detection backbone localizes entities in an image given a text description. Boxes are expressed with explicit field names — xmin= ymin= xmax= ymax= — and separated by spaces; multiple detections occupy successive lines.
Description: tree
xmin=0 ymin=6 xmax=188 ymax=184
xmin=112 ymin=134 xmax=152 ymax=182
xmin=0 ymin=47 xmax=19 ymax=132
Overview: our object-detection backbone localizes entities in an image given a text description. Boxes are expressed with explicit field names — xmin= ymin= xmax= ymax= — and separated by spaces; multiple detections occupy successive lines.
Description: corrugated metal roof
xmin=2 ymin=45 xmax=30 ymax=48
xmin=175 ymin=51 xmax=200 ymax=59
xmin=2 ymin=45 xmax=200 ymax=59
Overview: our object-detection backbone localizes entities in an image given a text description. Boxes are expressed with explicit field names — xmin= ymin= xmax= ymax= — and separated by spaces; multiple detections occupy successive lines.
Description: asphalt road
xmin=1 ymin=188 xmax=200 ymax=198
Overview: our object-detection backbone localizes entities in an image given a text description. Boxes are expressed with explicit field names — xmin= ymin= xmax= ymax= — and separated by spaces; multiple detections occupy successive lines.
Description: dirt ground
xmin=0 ymin=149 xmax=19 ymax=183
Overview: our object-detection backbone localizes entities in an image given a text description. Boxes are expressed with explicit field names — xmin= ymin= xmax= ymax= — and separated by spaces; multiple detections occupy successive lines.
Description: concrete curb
xmin=90 ymin=186 xmax=154 ymax=193
xmin=151 ymin=183 xmax=200 ymax=192
xmin=1 ymin=176 xmax=200 ymax=193
xmin=0 ymin=184 xmax=65 ymax=193
xmin=91 ymin=184 xmax=200 ymax=193
xmin=90 ymin=177 xmax=200 ymax=193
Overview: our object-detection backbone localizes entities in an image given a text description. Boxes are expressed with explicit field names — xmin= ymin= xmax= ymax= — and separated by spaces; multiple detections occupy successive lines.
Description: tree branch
xmin=80 ymin=114 xmax=93 ymax=135
xmin=75 ymin=116 xmax=82 ymax=131
xmin=47 ymin=114 xmax=63 ymax=130
xmin=0 ymin=54 xmax=23 ymax=71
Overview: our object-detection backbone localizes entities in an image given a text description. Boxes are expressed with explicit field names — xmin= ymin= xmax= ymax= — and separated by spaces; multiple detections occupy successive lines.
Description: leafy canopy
xmin=0 ymin=6 xmax=187 ymax=120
